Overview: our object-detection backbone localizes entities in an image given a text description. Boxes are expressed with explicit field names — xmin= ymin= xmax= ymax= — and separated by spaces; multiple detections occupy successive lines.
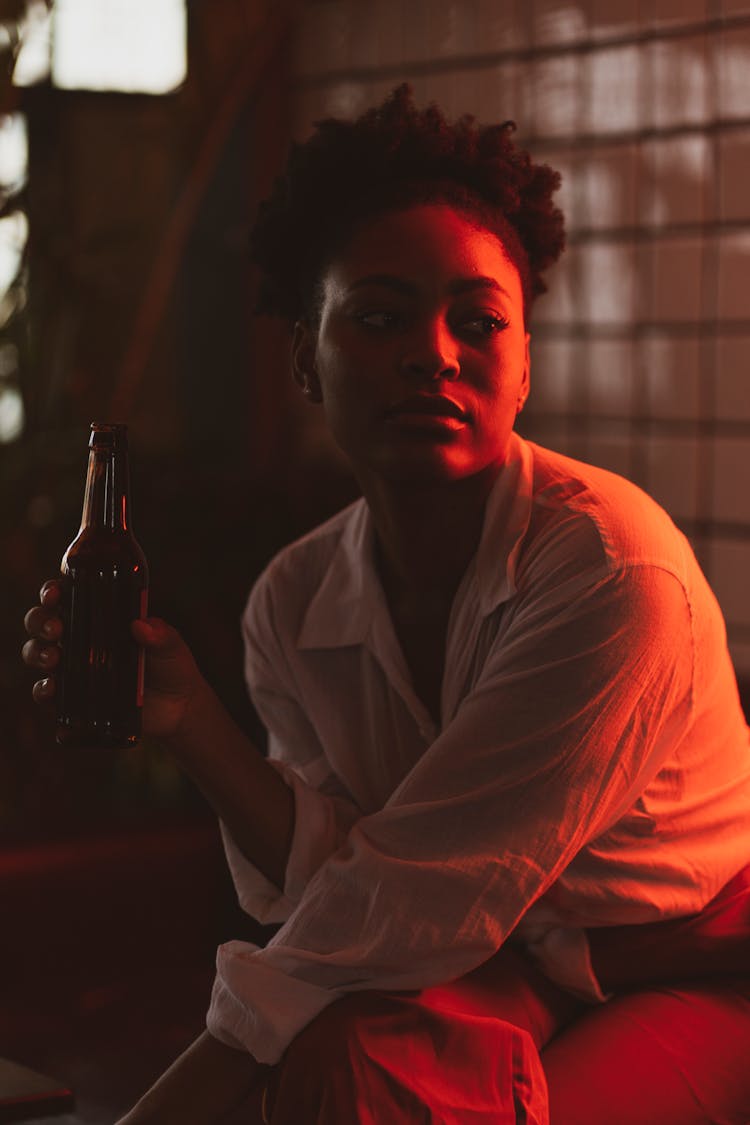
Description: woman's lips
xmin=385 ymin=411 xmax=467 ymax=432
xmin=385 ymin=395 xmax=469 ymax=425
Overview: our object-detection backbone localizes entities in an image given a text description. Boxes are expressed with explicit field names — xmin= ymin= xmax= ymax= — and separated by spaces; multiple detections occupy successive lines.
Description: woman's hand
xmin=22 ymin=580 xmax=63 ymax=705
xmin=22 ymin=579 xmax=209 ymax=742
xmin=23 ymin=580 xmax=295 ymax=887
xmin=130 ymin=615 xmax=209 ymax=742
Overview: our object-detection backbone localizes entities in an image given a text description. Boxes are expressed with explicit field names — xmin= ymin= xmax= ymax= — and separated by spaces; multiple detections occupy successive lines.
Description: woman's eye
xmin=460 ymin=314 xmax=510 ymax=337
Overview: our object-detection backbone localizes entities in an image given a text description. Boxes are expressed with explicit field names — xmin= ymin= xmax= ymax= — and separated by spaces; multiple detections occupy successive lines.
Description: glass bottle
xmin=56 ymin=423 xmax=148 ymax=748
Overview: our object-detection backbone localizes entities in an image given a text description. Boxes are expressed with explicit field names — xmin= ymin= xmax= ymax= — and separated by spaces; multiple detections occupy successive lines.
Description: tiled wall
xmin=290 ymin=0 xmax=750 ymax=681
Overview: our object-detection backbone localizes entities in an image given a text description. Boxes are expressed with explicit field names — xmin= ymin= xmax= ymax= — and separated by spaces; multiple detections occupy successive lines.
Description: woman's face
xmin=293 ymin=203 xmax=530 ymax=489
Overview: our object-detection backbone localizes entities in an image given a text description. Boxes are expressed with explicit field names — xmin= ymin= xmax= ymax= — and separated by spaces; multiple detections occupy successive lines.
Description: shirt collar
xmin=296 ymin=499 xmax=381 ymax=649
xmin=297 ymin=431 xmax=534 ymax=651
xmin=475 ymin=430 xmax=534 ymax=615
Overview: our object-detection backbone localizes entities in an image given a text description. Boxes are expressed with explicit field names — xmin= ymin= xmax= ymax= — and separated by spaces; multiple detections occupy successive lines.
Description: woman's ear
xmin=517 ymin=331 xmax=531 ymax=414
xmin=291 ymin=320 xmax=323 ymax=403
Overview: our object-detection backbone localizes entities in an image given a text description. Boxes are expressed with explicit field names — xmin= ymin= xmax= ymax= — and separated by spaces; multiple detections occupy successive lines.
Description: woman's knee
xmin=285 ymin=990 xmax=409 ymax=1074
xmin=264 ymin=991 xmax=413 ymax=1122
xmin=266 ymin=989 xmax=550 ymax=1124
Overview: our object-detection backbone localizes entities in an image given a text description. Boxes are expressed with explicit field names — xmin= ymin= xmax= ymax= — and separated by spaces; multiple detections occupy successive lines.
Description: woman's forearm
xmin=116 ymin=1030 xmax=268 ymax=1125
xmin=165 ymin=680 xmax=294 ymax=890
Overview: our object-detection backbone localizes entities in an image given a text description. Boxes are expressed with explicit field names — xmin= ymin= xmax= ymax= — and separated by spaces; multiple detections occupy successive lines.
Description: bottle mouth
xmin=89 ymin=423 xmax=128 ymax=449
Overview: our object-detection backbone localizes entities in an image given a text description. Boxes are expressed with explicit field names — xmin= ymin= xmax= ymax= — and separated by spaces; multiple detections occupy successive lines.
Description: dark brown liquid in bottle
xmin=56 ymin=424 xmax=148 ymax=749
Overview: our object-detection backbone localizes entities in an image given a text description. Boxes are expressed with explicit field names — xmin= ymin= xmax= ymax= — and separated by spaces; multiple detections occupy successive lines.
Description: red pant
xmin=258 ymin=948 xmax=572 ymax=1124
xmin=229 ymin=868 xmax=750 ymax=1124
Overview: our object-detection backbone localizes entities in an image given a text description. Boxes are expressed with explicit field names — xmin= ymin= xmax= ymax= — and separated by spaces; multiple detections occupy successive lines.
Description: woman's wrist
xmin=162 ymin=672 xmax=220 ymax=760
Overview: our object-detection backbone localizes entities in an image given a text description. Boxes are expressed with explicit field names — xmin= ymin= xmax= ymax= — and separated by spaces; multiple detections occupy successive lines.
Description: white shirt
xmin=206 ymin=432 xmax=750 ymax=1065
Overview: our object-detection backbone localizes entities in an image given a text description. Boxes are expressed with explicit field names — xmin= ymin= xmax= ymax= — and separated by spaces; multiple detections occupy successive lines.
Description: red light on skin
xmin=385 ymin=394 xmax=470 ymax=434
xmin=386 ymin=412 xmax=467 ymax=432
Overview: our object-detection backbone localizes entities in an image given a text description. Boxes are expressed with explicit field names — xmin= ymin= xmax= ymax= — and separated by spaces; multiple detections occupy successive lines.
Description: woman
xmin=23 ymin=86 xmax=750 ymax=1123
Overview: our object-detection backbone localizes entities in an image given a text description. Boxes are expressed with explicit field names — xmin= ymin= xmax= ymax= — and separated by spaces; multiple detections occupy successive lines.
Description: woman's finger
xmin=32 ymin=676 xmax=55 ymax=703
xmin=131 ymin=617 xmax=184 ymax=652
xmin=21 ymin=637 xmax=60 ymax=671
xmin=40 ymin=580 xmax=61 ymax=606
xmin=24 ymin=605 xmax=62 ymax=640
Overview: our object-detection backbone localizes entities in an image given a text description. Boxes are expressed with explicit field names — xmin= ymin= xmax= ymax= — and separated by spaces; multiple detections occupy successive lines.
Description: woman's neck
xmin=361 ymin=467 xmax=500 ymax=614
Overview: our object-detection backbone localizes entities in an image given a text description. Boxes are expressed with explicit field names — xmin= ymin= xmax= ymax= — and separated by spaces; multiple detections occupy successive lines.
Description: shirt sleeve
xmin=208 ymin=562 xmax=695 ymax=1063
xmin=219 ymin=573 xmax=362 ymax=924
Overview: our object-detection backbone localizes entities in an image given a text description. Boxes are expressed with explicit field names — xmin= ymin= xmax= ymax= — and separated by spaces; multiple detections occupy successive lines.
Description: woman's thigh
xmin=543 ymin=978 xmax=750 ymax=1125
xmin=231 ymin=947 xmax=581 ymax=1124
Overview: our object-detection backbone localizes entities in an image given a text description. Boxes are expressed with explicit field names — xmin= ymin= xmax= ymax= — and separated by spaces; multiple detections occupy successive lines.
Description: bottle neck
xmin=79 ymin=444 xmax=132 ymax=533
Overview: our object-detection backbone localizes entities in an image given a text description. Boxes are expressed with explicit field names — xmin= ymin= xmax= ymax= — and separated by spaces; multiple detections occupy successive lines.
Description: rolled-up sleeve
xmin=208 ymin=564 xmax=694 ymax=1064
xmin=220 ymin=744 xmax=361 ymax=923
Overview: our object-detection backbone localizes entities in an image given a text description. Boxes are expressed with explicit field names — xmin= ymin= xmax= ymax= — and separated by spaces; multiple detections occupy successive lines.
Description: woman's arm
xmin=115 ymin=1031 xmax=268 ymax=1125
xmin=140 ymin=616 xmax=296 ymax=886
xmin=207 ymin=565 xmax=698 ymax=1064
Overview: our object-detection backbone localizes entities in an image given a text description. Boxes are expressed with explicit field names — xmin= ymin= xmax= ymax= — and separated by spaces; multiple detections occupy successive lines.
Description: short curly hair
xmin=250 ymin=84 xmax=565 ymax=323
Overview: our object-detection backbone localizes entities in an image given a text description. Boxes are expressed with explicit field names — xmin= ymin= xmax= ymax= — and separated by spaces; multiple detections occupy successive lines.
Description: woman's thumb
xmin=131 ymin=617 xmax=180 ymax=649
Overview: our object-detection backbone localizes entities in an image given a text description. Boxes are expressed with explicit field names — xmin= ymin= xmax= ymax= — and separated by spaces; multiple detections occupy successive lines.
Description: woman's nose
xmin=400 ymin=321 xmax=460 ymax=381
